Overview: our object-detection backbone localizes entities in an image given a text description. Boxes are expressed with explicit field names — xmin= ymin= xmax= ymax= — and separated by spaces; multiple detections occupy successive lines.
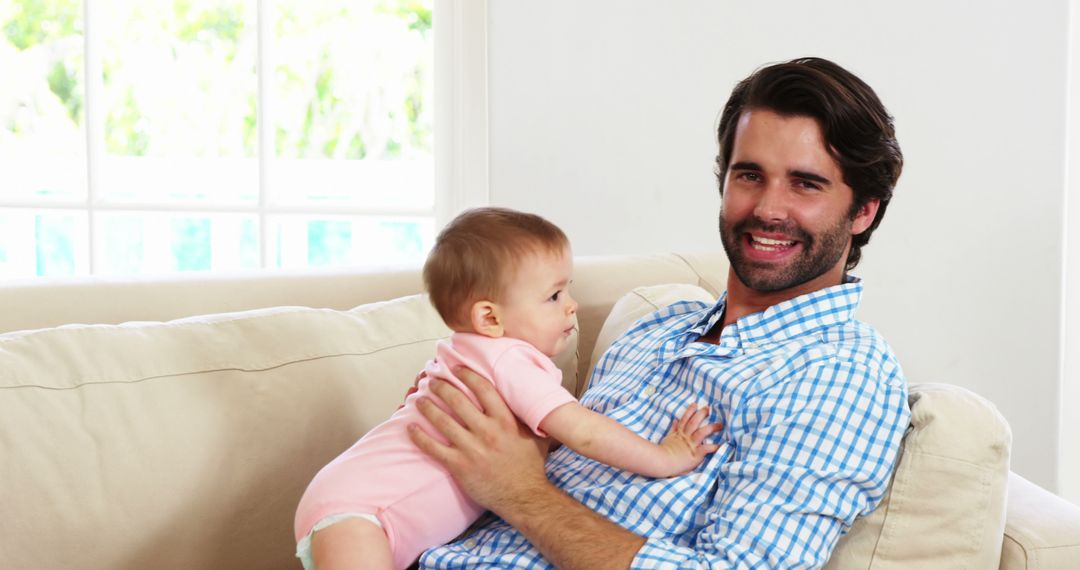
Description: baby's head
xmin=423 ymin=207 xmax=578 ymax=357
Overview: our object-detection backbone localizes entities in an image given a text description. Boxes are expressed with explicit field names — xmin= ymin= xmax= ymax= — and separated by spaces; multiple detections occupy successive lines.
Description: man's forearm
xmin=409 ymin=372 xmax=647 ymax=568
xmin=492 ymin=478 xmax=646 ymax=570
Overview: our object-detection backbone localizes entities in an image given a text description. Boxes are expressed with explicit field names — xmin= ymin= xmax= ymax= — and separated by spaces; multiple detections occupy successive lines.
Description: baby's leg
xmin=310 ymin=517 xmax=392 ymax=570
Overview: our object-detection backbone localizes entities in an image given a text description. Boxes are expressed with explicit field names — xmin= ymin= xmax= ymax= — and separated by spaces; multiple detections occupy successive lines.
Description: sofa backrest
xmin=1 ymin=300 xmax=455 ymax=569
xmin=0 ymin=252 xmax=727 ymax=570
xmin=0 ymin=252 xmax=728 ymax=397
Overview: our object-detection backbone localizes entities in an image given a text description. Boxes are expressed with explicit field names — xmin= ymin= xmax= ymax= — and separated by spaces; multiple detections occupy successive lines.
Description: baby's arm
xmin=538 ymin=403 xmax=721 ymax=478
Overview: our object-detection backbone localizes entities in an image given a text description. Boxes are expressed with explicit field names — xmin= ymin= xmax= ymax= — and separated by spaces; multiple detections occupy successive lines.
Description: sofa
xmin=1 ymin=251 xmax=1078 ymax=569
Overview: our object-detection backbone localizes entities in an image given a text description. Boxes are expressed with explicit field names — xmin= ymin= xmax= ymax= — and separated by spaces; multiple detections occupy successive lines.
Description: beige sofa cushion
xmin=1000 ymin=471 xmax=1080 ymax=569
xmin=584 ymin=282 xmax=716 ymax=393
xmin=592 ymin=284 xmax=1012 ymax=569
xmin=0 ymin=295 xmax=577 ymax=570
xmin=826 ymin=383 xmax=1011 ymax=569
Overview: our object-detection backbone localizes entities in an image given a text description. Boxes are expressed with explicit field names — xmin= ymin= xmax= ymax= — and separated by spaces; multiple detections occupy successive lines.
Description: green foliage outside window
xmin=1 ymin=0 xmax=84 ymax=140
xmin=2 ymin=0 xmax=432 ymax=161
xmin=2 ymin=0 xmax=79 ymax=50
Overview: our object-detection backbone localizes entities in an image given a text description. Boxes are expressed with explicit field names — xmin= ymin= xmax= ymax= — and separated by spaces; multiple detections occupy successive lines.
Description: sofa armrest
xmin=999 ymin=472 xmax=1080 ymax=569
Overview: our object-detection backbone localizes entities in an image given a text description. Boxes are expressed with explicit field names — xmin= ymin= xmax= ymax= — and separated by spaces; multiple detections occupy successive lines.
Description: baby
xmin=294 ymin=207 xmax=721 ymax=569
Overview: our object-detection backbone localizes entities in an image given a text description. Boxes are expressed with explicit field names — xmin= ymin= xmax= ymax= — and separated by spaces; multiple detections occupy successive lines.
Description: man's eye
xmin=796 ymin=180 xmax=822 ymax=191
xmin=736 ymin=172 xmax=761 ymax=183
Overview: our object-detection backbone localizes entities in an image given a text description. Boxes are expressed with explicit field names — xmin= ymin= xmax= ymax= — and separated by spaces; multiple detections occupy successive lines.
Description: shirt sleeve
xmin=490 ymin=345 xmax=578 ymax=437
xmin=630 ymin=360 xmax=910 ymax=569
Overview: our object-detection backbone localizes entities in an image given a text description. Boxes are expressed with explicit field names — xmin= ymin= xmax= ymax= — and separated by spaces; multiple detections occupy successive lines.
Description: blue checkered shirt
xmin=420 ymin=278 xmax=910 ymax=569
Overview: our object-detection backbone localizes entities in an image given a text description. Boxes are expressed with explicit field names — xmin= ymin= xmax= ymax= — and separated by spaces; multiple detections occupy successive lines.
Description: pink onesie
xmin=293 ymin=332 xmax=578 ymax=569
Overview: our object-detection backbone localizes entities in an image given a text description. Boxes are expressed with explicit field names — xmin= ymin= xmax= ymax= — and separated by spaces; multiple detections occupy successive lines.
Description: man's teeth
xmin=750 ymin=236 xmax=796 ymax=250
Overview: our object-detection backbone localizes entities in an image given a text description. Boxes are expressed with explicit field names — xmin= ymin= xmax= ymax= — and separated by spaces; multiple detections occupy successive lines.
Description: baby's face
xmin=498 ymin=247 xmax=578 ymax=357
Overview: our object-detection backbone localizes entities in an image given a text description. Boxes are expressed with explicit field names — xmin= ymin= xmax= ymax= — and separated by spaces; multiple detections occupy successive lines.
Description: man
xmin=409 ymin=57 xmax=910 ymax=569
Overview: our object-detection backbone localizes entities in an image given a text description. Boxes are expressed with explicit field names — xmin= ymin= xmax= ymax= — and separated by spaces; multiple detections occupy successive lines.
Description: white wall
xmin=484 ymin=0 xmax=1073 ymax=495
xmin=1063 ymin=0 xmax=1080 ymax=503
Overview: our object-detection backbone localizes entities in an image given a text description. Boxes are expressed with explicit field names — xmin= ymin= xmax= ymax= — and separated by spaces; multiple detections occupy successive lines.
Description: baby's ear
xmin=470 ymin=300 xmax=504 ymax=338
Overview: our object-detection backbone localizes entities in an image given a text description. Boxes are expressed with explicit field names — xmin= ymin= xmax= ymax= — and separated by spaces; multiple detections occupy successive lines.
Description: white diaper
xmin=296 ymin=512 xmax=383 ymax=570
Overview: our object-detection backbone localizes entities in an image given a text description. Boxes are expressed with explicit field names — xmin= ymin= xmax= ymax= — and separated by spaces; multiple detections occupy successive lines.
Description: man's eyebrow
xmin=791 ymin=169 xmax=832 ymax=185
xmin=730 ymin=162 xmax=833 ymax=186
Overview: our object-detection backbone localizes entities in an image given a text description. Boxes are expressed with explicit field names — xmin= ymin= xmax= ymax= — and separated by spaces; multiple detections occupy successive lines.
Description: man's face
xmin=719 ymin=108 xmax=877 ymax=295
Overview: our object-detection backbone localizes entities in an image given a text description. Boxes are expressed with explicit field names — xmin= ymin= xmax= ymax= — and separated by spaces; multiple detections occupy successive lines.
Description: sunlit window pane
xmin=271 ymin=0 xmax=433 ymax=209
xmin=303 ymin=219 xmax=345 ymax=267
xmin=1 ymin=1 xmax=441 ymax=280
xmin=0 ymin=0 xmax=87 ymax=203
xmin=172 ymin=217 xmax=211 ymax=271
xmin=97 ymin=211 xmax=260 ymax=275
xmin=36 ymin=211 xmax=82 ymax=275
xmin=98 ymin=0 xmax=258 ymax=205
xmin=0 ymin=209 xmax=88 ymax=277
xmin=99 ymin=212 xmax=144 ymax=274
xmin=268 ymin=214 xmax=432 ymax=269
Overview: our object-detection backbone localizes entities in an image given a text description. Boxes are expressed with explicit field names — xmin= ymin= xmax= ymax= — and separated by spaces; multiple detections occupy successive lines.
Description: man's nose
xmin=753 ymin=183 xmax=791 ymax=222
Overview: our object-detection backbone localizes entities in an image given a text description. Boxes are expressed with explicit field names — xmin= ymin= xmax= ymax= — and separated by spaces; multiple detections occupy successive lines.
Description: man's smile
xmin=742 ymin=231 xmax=803 ymax=261
xmin=747 ymin=233 xmax=798 ymax=251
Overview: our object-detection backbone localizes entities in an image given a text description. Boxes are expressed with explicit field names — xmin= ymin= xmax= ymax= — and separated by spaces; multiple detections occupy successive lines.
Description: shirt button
xmin=462 ymin=539 xmax=477 ymax=549
xmin=642 ymin=385 xmax=656 ymax=397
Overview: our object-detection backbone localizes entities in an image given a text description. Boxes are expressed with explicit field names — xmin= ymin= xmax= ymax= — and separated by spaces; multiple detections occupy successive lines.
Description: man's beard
xmin=719 ymin=210 xmax=852 ymax=293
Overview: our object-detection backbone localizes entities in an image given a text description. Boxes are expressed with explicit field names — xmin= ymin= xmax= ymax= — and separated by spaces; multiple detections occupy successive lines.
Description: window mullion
xmin=257 ymin=0 xmax=274 ymax=269
xmin=434 ymin=0 xmax=489 ymax=228
xmin=84 ymin=0 xmax=105 ymax=275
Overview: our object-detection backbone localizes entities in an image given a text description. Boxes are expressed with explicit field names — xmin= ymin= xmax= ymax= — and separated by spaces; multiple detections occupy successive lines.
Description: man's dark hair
xmin=715 ymin=57 xmax=903 ymax=270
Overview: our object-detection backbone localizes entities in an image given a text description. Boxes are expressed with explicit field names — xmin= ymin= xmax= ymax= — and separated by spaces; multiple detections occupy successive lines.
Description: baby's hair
xmin=423 ymin=207 xmax=569 ymax=330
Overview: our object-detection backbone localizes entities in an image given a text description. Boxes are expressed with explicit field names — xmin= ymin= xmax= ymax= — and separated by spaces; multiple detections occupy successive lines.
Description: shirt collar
xmin=687 ymin=275 xmax=864 ymax=347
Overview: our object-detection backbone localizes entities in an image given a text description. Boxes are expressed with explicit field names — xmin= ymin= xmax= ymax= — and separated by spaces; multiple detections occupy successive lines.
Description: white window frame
xmin=434 ymin=0 xmax=490 ymax=228
xmin=2 ymin=0 xmax=489 ymax=276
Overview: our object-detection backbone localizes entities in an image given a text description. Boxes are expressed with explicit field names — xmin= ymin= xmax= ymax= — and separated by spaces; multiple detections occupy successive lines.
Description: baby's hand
xmin=660 ymin=404 xmax=722 ymax=475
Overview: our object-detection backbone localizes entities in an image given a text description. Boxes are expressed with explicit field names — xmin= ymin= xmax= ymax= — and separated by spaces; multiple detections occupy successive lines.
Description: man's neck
xmin=700 ymin=268 xmax=845 ymax=344
xmin=723 ymin=268 xmax=847 ymax=327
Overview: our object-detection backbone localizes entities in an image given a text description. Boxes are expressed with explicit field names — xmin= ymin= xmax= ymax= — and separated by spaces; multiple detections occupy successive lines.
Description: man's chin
xmin=737 ymin=276 xmax=800 ymax=294
xmin=731 ymin=263 xmax=805 ymax=293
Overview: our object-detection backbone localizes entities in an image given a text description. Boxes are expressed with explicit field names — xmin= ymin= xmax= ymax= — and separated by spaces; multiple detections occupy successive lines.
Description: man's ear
xmin=470 ymin=300 xmax=504 ymax=338
xmin=851 ymin=198 xmax=880 ymax=235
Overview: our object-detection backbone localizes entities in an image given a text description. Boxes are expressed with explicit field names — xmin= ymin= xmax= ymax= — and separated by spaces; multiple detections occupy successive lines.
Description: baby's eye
xmin=550 ymin=290 xmax=561 ymax=302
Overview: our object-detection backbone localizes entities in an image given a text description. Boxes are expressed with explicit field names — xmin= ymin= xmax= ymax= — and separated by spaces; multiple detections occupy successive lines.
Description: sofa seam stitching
xmin=0 ymin=335 xmax=448 ymax=391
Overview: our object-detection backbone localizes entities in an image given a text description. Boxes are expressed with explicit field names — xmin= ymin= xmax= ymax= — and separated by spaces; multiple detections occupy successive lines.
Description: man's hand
xmin=408 ymin=367 xmax=647 ymax=569
xmin=407 ymin=366 xmax=551 ymax=512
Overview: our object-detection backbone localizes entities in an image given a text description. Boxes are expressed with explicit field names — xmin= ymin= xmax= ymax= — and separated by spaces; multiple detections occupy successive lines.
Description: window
xmin=0 ymin=0 xmax=464 ymax=278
